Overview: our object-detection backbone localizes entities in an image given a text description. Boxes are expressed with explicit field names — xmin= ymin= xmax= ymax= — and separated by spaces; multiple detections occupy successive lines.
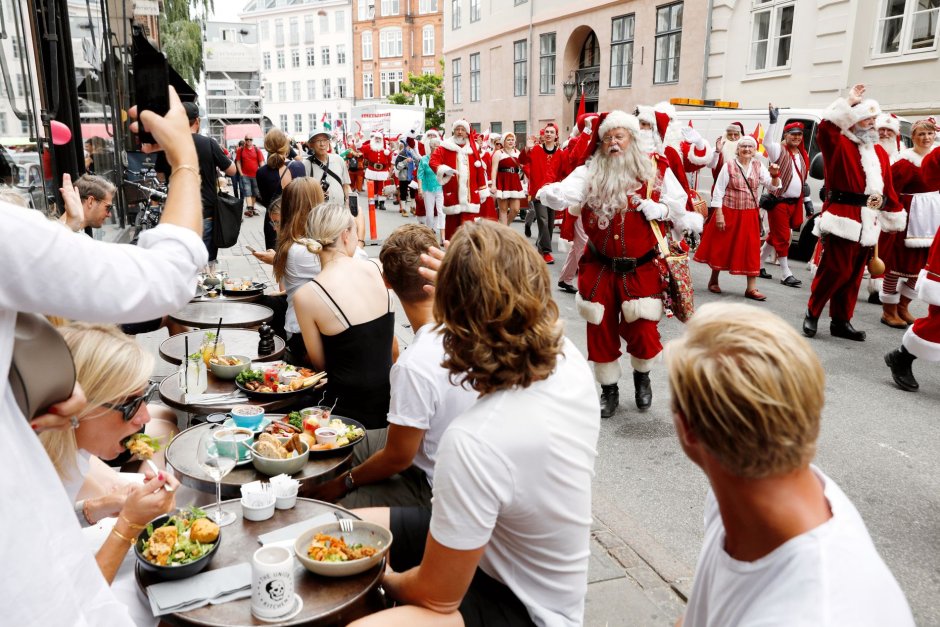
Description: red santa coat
xmin=429 ymin=139 xmax=487 ymax=215
xmin=360 ymin=141 xmax=393 ymax=182
xmin=661 ymin=145 xmax=697 ymax=214
xmin=680 ymin=141 xmax=713 ymax=174
xmin=479 ymin=151 xmax=498 ymax=220
xmin=812 ymin=99 xmax=906 ymax=247
xmin=903 ymin=150 xmax=940 ymax=360
xmin=519 ymin=143 xmax=562 ymax=196
xmin=885 ymin=148 xmax=940 ymax=275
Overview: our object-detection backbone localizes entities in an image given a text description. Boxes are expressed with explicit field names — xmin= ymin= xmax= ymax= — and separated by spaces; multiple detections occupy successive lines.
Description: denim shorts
xmin=240 ymin=176 xmax=260 ymax=198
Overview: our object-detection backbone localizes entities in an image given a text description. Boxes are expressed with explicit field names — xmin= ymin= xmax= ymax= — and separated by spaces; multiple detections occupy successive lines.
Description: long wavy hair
xmin=273 ymin=178 xmax=325 ymax=282
xmin=434 ymin=221 xmax=562 ymax=395
xmin=584 ymin=139 xmax=655 ymax=225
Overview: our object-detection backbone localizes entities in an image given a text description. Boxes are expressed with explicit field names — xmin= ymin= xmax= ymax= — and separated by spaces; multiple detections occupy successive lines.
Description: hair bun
xmin=300 ymin=238 xmax=323 ymax=253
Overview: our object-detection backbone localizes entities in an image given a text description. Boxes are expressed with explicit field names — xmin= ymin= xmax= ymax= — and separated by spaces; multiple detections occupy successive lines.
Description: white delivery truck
xmin=349 ymin=104 xmax=426 ymax=143
xmin=671 ymin=106 xmax=913 ymax=260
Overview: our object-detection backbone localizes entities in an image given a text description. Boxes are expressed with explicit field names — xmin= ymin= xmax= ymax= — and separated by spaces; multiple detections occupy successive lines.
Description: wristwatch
xmin=344 ymin=471 xmax=357 ymax=492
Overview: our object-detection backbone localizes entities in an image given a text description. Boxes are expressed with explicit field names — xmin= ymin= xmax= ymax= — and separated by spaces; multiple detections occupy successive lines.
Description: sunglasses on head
xmin=104 ymin=381 xmax=158 ymax=422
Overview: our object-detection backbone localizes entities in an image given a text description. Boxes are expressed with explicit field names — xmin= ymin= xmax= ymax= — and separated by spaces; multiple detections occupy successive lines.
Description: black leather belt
xmin=775 ymin=197 xmax=799 ymax=205
xmin=371 ymin=164 xmax=386 ymax=170
xmin=587 ymin=241 xmax=658 ymax=274
xmin=498 ymin=167 xmax=520 ymax=174
xmin=827 ymin=189 xmax=870 ymax=206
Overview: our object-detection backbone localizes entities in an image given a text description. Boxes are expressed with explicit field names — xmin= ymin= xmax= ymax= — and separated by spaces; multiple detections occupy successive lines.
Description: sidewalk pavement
xmin=134 ymin=194 xmax=686 ymax=625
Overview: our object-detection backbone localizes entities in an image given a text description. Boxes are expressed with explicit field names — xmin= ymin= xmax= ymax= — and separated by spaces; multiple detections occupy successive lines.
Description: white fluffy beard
xmin=453 ymin=136 xmax=467 ymax=146
xmin=638 ymin=129 xmax=657 ymax=154
xmin=878 ymin=136 xmax=898 ymax=156
xmin=852 ymin=126 xmax=878 ymax=145
xmin=720 ymin=137 xmax=740 ymax=164
xmin=370 ymin=137 xmax=383 ymax=152
xmin=585 ymin=141 xmax=656 ymax=227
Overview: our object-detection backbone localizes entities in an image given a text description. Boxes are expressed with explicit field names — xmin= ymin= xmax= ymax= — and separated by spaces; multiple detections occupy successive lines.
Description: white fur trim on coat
xmin=892 ymin=148 xmax=924 ymax=167
xmin=599 ymin=111 xmax=640 ymax=139
xmin=576 ymin=292 xmax=605 ymax=325
xmin=823 ymin=97 xmax=881 ymax=132
xmin=916 ymin=269 xmax=940 ymax=307
xmin=686 ymin=142 xmax=714 ymax=166
xmin=899 ymin=280 xmax=918 ymax=300
xmin=621 ymin=297 xmax=664 ymax=324
xmin=593 ymin=360 xmax=622 ymax=385
xmin=903 ymin=325 xmax=940 ymax=361
xmin=435 ymin=164 xmax=456 ymax=185
xmin=879 ymin=208 xmax=907 ymax=233
xmin=879 ymin=289 xmax=900 ymax=304
xmin=858 ymin=143 xmax=884 ymax=196
xmin=365 ymin=169 xmax=390 ymax=182
xmin=813 ymin=207 xmax=883 ymax=246
xmin=495 ymin=190 xmax=527 ymax=199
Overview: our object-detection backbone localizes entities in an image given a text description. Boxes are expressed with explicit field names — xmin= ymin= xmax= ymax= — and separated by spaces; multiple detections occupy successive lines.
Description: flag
xmin=576 ymin=86 xmax=586 ymax=121
xmin=321 ymin=112 xmax=331 ymax=131
xmin=751 ymin=123 xmax=766 ymax=156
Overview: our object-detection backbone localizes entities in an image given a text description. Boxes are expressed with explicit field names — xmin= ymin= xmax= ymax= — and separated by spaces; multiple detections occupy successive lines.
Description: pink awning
xmin=224 ymin=124 xmax=264 ymax=142
xmin=81 ymin=123 xmax=114 ymax=140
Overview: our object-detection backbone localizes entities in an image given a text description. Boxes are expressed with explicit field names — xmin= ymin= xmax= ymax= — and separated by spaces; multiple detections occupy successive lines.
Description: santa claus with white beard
xmin=877 ymin=113 xmax=901 ymax=157
xmin=429 ymin=119 xmax=490 ymax=239
xmin=537 ymin=110 xmax=700 ymax=419
xmin=708 ymin=122 xmax=745 ymax=194
xmin=360 ymin=130 xmax=393 ymax=211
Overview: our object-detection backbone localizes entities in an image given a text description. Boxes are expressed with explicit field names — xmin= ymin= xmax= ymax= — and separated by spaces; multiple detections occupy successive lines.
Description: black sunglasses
xmin=104 ymin=381 xmax=158 ymax=422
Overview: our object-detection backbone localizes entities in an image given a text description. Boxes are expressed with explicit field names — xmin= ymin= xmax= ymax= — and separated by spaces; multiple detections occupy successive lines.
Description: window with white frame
xmin=260 ymin=20 xmax=270 ymax=40
xmin=419 ymin=0 xmax=438 ymax=13
xmin=278 ymin=82 xmax=287 ymax=101
xmin=292 ymin=81 xmax=301 ymax=101
xmin=654 ymin=2 xmax=683 ymax=84
xmin=320 ymin=13 xmax=329 ymax=32
xmin=422 ymin=67 xmax=436 ymax=75
xmin=358 ymin=0 xmax=370 ymax=20
xmin=309 ymin=113 xmax=317 ymax=131
xmin=470 ymin=0 xmax=480 ymax=22
xmin=305 ymin=15 xmax=315 ymax=43
xmin=338 ymin=78 xmax=348 ymax=98
xmin=749 ymin=1 xmax=794 ymax=71
xmin=274 ymin=19 xmax=284 ymax=46
xmin=323 ymin=78 xmax=332 ymax=99
xmin=263 ymin=82 xmax=271 ymax=101
xmin=307 ymin=48 xmax=316 ymax=65
xmin=610 ymin=14 xmax=635 ymax=87
xmin=338 ymin=112 xmax=348 ymax=128
xmin=307 ymin=80 xmax=316 ymax=100
xmin=423 ymin=25 xmax=435 ymax=55
xmin=289 ymin=18 xmax=299 ymax=45
xmin=363 ymin=72 xmax=375 ymax=98
xmin=469 ymin=52 xmax=480 ymax=101
xmin=539 ymin=33 xmax=556 ymax=94
xmin=294 ymin=113 xmax=302 ymax=133
xmin=381 ymin=70 xmax=403 ymax=97
xmin=276 ymin=50 xmax=285 ymax=68
xmin=452 ymin=57 xmax=462 ymax=104
xmin=452 ymin=0 xmax=461 ymax=29
xmin=362 ymin=32 xmax=373 ymax=59
xmin=263 ymin=52 xmax=271 ymax=70
xmin=380 ymin=28 xmax=403 ymax=57
xmin=513 ymin=39 xmax=527 ymax=96
xmin=291 ymin=49 xmax=300 ymax=68
xmin=874 ymin=0 xmax=940 ymax=56
xmin=336 ymin=10 xmax=345 ymax=31
xmin=382 ymin=0 xmax=400 ymax=16
xmin=322 ymin=46 xmax=331 ymax=65
xmin=280 ymin=114 xmax=288 ymax=130
xmin=337 ymin=44 xmax=347 ymax=64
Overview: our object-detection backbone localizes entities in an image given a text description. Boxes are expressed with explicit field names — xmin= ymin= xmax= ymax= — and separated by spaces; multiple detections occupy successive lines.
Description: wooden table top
xmin=135 ymin=499 xmax=384 ymax=626
xmin=170 ymin=302 xmax=274 ymax=329
xmin=165 ymin=422 xmax=351 ymax=498
xmin=157 ymin=371 xmax=322 ymax=417
xmin=159 ymin=330 xmax=286 ymax=366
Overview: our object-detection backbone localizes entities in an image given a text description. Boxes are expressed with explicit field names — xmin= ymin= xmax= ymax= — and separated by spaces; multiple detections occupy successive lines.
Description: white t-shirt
xmin=304 ymin=153 xmax=351 ymax=204
xmin=429 ymin=338 xmax=600 ymax=627
xmin=386 ymin=323 xmax=478 ymax=484
xmin=684 ymin=466 xmax=914 ymax=627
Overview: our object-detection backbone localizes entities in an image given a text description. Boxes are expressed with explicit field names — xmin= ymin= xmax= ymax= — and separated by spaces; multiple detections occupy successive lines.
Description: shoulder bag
xmin=9 ymin=313 xmax=76 ymax=419
xmin=646 ymin=173 xmax=694 ymax=323
xmin=213 ymin=190 xmax=244 ymax=248
xmin=735 ymin=161 xmax=768 ymax=238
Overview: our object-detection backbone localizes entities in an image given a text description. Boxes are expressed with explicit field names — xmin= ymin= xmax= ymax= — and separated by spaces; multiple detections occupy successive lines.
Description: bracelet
xmin=119 ymin=515 xmax=146 ymax=531
xmin=111 ymin=527 xmax=137 ymax=545
xmin=170 ymin=164 xmax=201 ymax=181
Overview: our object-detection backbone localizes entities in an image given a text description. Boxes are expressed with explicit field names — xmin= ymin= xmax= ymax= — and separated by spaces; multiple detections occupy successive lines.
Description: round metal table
xmin=159 ymin=330 xmax=286 ymax=366
xmin=135 ymin=499 xmax=384 ymax=626
xmin=170 ymin=302 xmax=274 ymax=329
xmin=165 ymin=421 xmax=351 ymax=499
xmin=157 ymin=372 xmax=324 ymax=417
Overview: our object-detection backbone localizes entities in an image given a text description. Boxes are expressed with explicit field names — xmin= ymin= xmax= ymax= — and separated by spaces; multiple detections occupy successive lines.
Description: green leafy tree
xmin=387 ymin=70 xmax=444 ymax=131
xmin=159 ymin=0 xmax=214 ymax=85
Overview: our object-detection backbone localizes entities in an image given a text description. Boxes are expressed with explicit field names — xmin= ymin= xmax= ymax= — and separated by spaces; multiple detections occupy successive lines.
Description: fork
xmin=144 ymin=458 xmax=175 ymax=492
xmin=334 ymin=511 xmax=354 ymax=534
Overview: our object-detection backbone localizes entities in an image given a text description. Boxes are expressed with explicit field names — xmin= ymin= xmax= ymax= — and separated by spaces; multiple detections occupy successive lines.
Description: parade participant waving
xmin=520 ymin=123 xmax=564 ymax=263
xmin=489 ymin=132 xmax=527 ymax=226
xmin=803 ymin=84 xmax=906 ymax=342
xmin=707 ymin=122 xmax=744 ymax=193
xmin=880 ymin=118 xmax=940 ymax=328
xmin=360 ymin=130 xmax=393 ymax=212
xmin=538 ymin=110 xmax=697 ymax=419
xmin=429 ymin=119 xmax=490 ymax=240
xmin=636 ymin=102 xmax=708 ymax=215
xmin=761 ymin=103 xmax=810 ymax=287
xmin=695 ymin=136 xmax=781 ymax=301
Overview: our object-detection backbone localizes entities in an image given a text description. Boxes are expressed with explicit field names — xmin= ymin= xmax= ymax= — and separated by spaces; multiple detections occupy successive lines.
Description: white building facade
xmin=240 ymin=0 xmax=355 ymax=141
xmin=705 ymin=0 xmax=940 ymax=117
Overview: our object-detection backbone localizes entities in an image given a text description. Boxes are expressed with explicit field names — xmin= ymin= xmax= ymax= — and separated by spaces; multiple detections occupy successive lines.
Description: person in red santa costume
xmin=537 ymin=110 xmax=701 ymax=419
xmin=863 ymin=113 xmax=905 ymax=304
xmin=360 ymin=130 xmax=393 ymax=212
xmin=707 ymin=122 xmax=745 ymax=194
xmin=477 ymin=132 xmax=499 ymax=221
xmin=880 ymin=117 xmax=940 ymax=328
xmin=802 ymin=84 xmax=906 ymax=342
xmin=429 ymin=118 xmax=490 ymax=240
xmin=885 ymin=145 xmax=940 ymax=391
xmin=489 ymin=132 xmax=527 ymax=225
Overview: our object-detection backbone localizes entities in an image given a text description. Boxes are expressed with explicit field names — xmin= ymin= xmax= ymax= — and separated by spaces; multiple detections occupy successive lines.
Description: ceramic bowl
xmin=293 ymin=520 xmax=392 ymax=577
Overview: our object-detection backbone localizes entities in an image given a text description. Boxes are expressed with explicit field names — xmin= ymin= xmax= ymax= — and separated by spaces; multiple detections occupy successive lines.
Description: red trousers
xmin=807 ymin=235 xmax=868 ymax=321
xmin=906 ymin=304 xmax=940 ymax=361
xmin=767 ymin=200 xmax=802 ymax=257
xmin=444 ymin=213 xmax=477 ymax=240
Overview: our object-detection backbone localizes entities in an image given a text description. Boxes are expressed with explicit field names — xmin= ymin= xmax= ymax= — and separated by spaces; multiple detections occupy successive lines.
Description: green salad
xmin=140 ymin=506 xmax=219 ymax=567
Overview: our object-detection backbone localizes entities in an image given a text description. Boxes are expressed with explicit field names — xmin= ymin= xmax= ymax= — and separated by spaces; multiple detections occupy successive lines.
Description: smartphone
xmin=132 ymin=25 xmax=170 ymax=144
xmin=246 ymin=245 xmax=257 ymax=253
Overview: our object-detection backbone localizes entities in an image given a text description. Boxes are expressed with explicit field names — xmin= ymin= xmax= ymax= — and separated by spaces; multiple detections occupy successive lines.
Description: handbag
xmin=689 ymin=172 xmax=708 ymax=218
xmin=759 ymin=192 xmax=779 ymax=210
xmin=650 ymin=222 xmax=695 ymax=323
xmin=213 ymin=191 xmax=244 ymax=248
xmin=8 ymin=313 xmax=76 ymax=419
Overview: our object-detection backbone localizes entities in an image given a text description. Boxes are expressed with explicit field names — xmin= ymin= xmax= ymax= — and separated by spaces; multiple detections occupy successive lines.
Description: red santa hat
xmin=653 ymin=102 xmax=677 ymax=141
xmin=726 ymin=122 xmax=745 ymax=135
xmin=598 ymin=110 xmax=640 ymax=140
xmin=451 ymin=119 xmax=471 ymax=133
xmin=876 ymin=113 xmax=900 ymax=135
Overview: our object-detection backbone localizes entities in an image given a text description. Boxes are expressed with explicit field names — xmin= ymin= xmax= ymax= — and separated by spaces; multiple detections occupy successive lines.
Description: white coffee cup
xmin=250 ymin=545 xmax=295 ymax=620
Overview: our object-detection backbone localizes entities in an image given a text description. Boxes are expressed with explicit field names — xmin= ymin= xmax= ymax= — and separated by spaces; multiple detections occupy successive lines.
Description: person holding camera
xmin=304 ymin=131 xmax=365 ymax=245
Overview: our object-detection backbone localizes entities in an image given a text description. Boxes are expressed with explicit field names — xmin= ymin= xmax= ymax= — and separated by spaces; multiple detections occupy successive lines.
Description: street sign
xmin=134 ymin=0 xmax=160 ymax=16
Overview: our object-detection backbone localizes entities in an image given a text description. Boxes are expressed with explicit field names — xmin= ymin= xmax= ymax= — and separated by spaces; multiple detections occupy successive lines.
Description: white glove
xmin=681 ymin=126 xmax=706 ymax=150
xmin=583 ymin=117 xmax=594 ymax=136
xmin=408 ymin=180 xmax=419 ymax=190
xmin=639 ymin=199 xmax=668 ymax=221
xmin=478 ymin=187 xmax=491 ymax=201
xmin=436 ymin=165 xmax=456 ymax=185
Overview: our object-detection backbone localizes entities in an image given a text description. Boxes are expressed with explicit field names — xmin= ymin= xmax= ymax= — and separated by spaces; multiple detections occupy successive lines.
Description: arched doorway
xmin=575 ymin=32 xmax=600 ymax=119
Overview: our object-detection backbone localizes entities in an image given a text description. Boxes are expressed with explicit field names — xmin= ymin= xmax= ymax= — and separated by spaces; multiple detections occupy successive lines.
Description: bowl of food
xmin=208 ymin=354 xmax=251 ymax=380
xmin=135 ymin=507 xmax=221 ymax=580
xmin=293 ymin=520 xmax=392 ymax=577
xmin=230 ymin=404 xmax=266 ymax=431
xmin=249 ymin=433 xmax=309 ymax=476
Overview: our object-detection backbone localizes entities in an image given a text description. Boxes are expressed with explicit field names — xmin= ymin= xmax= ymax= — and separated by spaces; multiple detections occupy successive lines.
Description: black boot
xmin=633 ymin=371 xmax=652 ymax=411
xmin=599 ymin=384 xmax=619 ymax=419
xmin=885 ymin=346 xmax=919 ymax=391
xmin=802 ymin=309 xmax=818 ymax=338
xmin=830 ymin=319 xmax=866 ymax=341
xmin=868 ymin=291 xmax=882 ymax=305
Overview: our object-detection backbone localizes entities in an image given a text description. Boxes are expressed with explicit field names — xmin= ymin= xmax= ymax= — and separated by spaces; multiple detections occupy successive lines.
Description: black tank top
xmin=310 ymin=275 xmax=394 ymax=430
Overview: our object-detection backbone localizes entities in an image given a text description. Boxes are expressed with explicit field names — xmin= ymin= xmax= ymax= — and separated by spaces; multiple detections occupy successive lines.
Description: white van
xmin=672 ymin=107 xmax=913 ymax=260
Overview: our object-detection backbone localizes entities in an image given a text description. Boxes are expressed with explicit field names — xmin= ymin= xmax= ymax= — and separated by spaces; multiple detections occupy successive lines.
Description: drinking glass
xmin=197 ymin=425 xmax=237 ymax=526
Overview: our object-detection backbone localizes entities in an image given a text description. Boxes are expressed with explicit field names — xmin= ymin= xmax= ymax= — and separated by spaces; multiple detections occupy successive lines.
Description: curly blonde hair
xmin=434 ymin=221 xmax=562 ymax=395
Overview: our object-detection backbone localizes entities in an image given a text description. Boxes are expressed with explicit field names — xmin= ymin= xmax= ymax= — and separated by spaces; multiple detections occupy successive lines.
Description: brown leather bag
xmin=9 ymin=313 xmax=76 ymax=419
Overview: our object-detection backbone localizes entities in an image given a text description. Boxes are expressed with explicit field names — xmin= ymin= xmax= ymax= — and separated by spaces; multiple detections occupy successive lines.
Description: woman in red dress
xmin=489 ymin=132 xmax=526 ymax=225
xmin=695 ymin=136 xmax=781 ymax=300
xmin=881 ymin=118 xmax=939 ymax=328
